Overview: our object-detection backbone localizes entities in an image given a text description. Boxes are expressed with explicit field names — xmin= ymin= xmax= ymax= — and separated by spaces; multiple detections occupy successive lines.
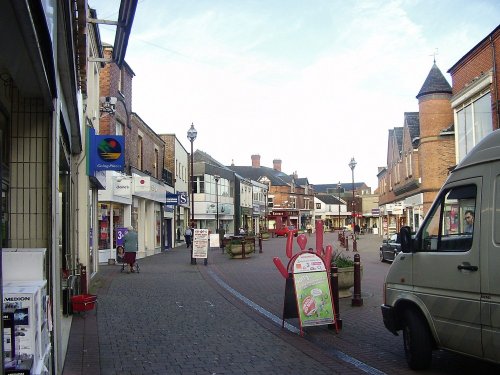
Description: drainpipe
xmin=491 ymin=35 xmax=499 ymax=129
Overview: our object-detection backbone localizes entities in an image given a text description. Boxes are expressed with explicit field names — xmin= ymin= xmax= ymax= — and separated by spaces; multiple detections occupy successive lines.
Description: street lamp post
xmin=348 ymin=157 xmax=357 ymax=230
xmin=337 ymin=181 xmax=341 ymax=231
xmin=214 ymin=175 xmax=220 ymax=233
xmin=187 ymin=123 xmax=197 ymax=265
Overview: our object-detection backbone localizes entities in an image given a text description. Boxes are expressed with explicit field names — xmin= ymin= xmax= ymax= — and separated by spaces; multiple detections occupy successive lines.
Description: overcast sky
xmin=90 ymin=0 xmax=499 ymax=189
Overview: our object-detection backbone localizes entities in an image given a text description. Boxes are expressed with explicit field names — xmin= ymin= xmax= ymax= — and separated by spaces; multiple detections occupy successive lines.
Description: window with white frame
xmin=116 ymin=120 xmax=124 ymax=135
xmin=455 ymin=91 xmax=492 ymax=162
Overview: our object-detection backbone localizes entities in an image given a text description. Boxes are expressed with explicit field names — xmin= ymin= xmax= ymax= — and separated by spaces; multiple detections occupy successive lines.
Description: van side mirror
xmin=400 ymin=226 xmax=412 ymax=253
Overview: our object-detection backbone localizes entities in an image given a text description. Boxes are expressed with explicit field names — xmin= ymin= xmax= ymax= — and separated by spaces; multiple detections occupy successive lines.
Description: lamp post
xmin=348 ymin=157 xmax=357 ymax=230
xmin=214 ymin=175 xmax=220 ymax=233
xmin=187 ymin=123 xmax=197 ymax=265
xmin=337 ymin=181 xmax=341 ymax=231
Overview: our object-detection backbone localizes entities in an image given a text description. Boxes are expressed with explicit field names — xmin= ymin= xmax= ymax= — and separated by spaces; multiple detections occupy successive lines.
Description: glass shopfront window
xmin=98 ymin=203 xmax=124 ymax=250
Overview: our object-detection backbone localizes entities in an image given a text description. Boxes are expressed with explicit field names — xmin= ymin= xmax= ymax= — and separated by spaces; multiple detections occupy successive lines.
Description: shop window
xmin=156 ymin=209 xmax=161 ymax=247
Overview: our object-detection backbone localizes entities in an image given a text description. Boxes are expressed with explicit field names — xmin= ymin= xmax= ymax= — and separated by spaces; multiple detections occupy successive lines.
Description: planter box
xmin=226 ymin=244 xmax=254 ymax=258
xmin=337 ymin=266 xmax=363 ymax=298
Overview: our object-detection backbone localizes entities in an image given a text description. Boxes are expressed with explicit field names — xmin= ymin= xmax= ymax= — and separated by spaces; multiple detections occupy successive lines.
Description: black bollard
xmin=259 ymin=236 xmax=263 ymax=253
xmin=352 ymin=253 xmax=363 ymax=306
xmin=329 ymin=263 xmax=342 ymax=330
xmin=345 ymin=237 xmax=349 ymax=251
xmin=241 ymin=239 xmax=246 ymax=259
xmin=353 ymin=239 xmax=357 ymax=252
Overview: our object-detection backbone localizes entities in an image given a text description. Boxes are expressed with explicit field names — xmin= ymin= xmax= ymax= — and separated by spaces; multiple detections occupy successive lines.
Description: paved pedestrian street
xmin=63 ymin=233 xmax=500 ymax=375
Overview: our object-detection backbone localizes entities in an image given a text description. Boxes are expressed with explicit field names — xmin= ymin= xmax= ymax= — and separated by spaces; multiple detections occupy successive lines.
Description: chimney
xmin=273 ymin=159 xmax=282 ymax=172
xmin=251 ymin=154 xmax=261 ymax=168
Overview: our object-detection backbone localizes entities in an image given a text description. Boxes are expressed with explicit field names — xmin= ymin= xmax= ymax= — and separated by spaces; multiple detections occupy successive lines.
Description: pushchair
xmin=117 ymin=246 xmax=140 ymax=273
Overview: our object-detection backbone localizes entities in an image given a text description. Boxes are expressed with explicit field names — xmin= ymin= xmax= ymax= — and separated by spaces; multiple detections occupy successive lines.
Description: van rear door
xmin=412 ymin=180 xmax=481 ymax=356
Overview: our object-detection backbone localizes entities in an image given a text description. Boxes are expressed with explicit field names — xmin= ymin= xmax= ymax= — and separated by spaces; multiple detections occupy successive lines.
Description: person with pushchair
xmin=123 ymin=225 xmax=138 ymax=273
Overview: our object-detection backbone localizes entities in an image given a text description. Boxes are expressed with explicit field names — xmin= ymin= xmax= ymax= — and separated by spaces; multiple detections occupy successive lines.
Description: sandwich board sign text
xmin=193 ymin=229 xmax=209 ymax=259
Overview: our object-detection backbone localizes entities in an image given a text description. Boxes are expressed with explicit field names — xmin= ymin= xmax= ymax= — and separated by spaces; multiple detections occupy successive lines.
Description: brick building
xmin=159 ymin=133 xmax=190 ymax=245
xmin=229 ymin=155 xmax=315 ymax=233
xmin=378 ymin=24 xmax=500 ymax=236
xmin=378 ymin=63 xmax=455 ymax=235
xmin=97 ymin=45 xmax=169 ymax=261
xmin=448 ymin=25 xmax=500 ymax=160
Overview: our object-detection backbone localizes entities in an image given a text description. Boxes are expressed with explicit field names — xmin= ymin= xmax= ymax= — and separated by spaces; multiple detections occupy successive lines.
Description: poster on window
xmin=116 ymin=227 xmax=128 ymax=262
xmin=100 ymin=221 xmax=108 ymax=239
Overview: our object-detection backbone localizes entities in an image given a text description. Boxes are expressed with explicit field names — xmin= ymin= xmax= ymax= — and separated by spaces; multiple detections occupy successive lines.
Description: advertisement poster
xmin=293 ymin=253 xmax=335 ymax=327
xmin=193 ymin=229 xmax=209 ymax=259
xmin=116 ymin=227 xmax=128 ymax=262
xmin=209 ymin=234 xmax=220 ymax=248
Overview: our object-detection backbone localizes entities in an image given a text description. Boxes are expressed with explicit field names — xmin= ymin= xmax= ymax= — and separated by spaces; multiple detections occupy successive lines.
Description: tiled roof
xmin=194 ymin=150 xmax=233 ymax=171
xmin=228 ymin=165 xmax=293 ymax=186
xmin=316 ymin=193 xmax=342 ymax=205
xmin=404 ymin=112 xmax=420 ymax=142
xmin=394 ymin=127 xmax=404 ymax=151
xmin=416 ymin=63 xmax=452 ymax=99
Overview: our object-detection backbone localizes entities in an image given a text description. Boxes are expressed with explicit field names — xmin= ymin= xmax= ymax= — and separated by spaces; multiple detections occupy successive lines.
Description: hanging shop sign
xmin=87 ymin=128 xmax=125 ymax=174
xmin=166 ymin=192 xmax=189 ymax=206
xmin=133 ymin=176 xmax=151 ymax=192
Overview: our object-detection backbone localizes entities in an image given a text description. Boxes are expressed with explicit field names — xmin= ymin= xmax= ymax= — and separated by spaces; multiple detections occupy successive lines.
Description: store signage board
xmin=209 ymin=234 xmax=220 ymax=248
xmin=193 ymin=229 xmax=209 ymax=259
xmin=292 ymin=252 xmax=335 ymax=328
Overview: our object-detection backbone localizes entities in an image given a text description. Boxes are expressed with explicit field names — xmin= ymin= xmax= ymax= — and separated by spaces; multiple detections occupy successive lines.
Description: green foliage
xmin=331 ymin=251 xmax=355 ymax=268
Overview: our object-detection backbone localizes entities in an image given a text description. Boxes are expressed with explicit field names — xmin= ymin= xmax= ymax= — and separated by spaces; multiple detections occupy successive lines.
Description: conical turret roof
xmin=416 ymin=63 xmax=451 ymax=99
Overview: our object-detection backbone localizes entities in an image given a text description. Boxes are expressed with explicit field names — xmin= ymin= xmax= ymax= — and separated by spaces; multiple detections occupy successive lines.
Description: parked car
xmin=275 ymin=225 xmax=298 ymax=237
xmin=379 ymin=233 xmax=401 ymax=262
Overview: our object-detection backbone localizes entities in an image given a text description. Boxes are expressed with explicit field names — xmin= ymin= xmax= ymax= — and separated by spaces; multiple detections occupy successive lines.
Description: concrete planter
xmin=337 ymin=266 xmax=363 ymax=298
xmin=226 ymin=244 xmax=253 ymax=258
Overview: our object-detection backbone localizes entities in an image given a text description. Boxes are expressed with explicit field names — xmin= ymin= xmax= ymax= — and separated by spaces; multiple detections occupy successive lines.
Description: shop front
xmin=97 ymin=172 xmax=133 ymax=263
xmin=131 ymin=173 xmax=167 ymax=257
xmin=268 ymin=209 xmax=299 ymax=234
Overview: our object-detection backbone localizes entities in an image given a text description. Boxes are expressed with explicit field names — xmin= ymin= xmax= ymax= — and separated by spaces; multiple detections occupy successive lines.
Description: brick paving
xmin=63 ymin=232 xmax=500 ymax=375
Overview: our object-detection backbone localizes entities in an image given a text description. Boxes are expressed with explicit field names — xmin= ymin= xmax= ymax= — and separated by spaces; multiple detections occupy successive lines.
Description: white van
xmin=381 ymin=129 xmax=500 ymax=370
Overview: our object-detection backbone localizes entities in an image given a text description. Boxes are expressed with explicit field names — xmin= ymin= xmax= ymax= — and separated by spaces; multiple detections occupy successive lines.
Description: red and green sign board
xmin=292 ymin=252 xmax=335 ymax=327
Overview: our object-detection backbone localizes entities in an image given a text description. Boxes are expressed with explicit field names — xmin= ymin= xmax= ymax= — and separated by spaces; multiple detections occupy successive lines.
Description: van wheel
xmin=403 ymin=309 xmax=432 ymax=370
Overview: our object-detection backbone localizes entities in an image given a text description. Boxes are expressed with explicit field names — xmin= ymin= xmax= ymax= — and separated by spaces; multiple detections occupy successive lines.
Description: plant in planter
xmin=332 ymin=251 xmax=355 ymax=268
xmin=260 ymin=232 xmax=270 ymax=240
xmin=331 ymin=251 xmax=361 ymax=298
xmin=225 ymin=238 xmax=254 ymax=258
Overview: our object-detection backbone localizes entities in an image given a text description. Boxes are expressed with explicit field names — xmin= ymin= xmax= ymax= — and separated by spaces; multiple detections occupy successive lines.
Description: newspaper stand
xmin=281 ymin=251 xmax=338 ymax=335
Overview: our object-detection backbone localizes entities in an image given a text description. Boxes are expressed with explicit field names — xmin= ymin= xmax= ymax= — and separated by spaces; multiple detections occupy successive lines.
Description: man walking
xmin=184 ymin=227 xmax=193 ymax=247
